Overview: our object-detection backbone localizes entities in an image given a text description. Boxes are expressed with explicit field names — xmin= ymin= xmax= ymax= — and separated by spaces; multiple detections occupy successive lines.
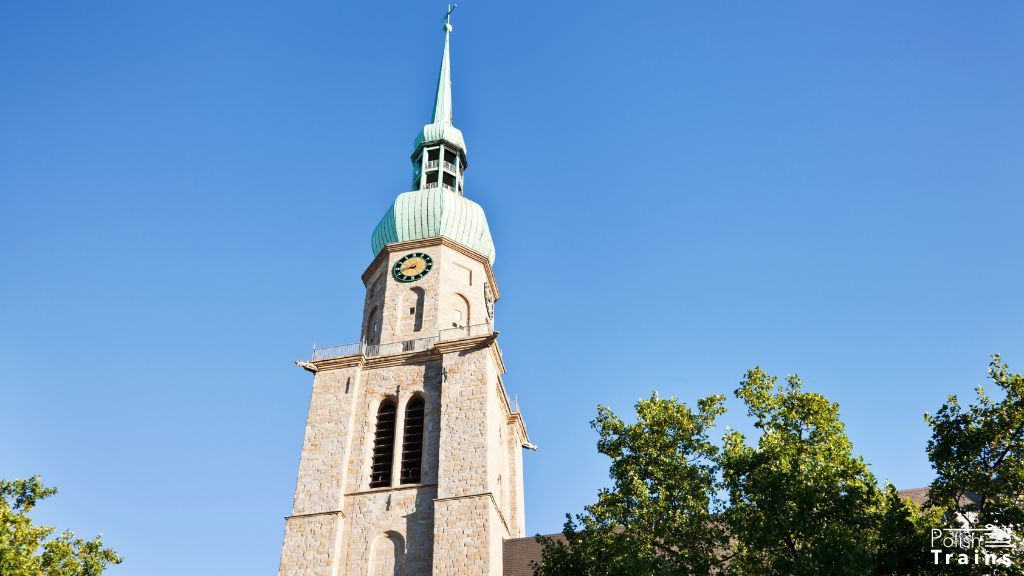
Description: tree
xmin=535 ymin=393 xmax=730 ymax=576
xmin=874 ymin=484 xmax=944 ymax=576
xmin=925 ymin=355 xmax=1024 ymax=574
xmin=720 ymin=368 xmax=884 ymax=575
xmin=0 ymin=476 xmax=122 ymax=576
xmin=535 ymin=366 xmax=939 ymax=576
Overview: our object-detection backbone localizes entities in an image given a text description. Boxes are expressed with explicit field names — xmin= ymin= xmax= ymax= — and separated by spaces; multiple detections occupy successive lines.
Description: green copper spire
xmin=414 ymin=10 xmax=466 ymax=158
xmin=371 ymin=8 xmax=495 ymax=263
xmin=432 ymin=21 xmax=453 ymax=125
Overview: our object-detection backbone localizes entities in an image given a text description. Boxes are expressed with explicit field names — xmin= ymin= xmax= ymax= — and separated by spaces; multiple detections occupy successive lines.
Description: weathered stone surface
xmin=280 ymin=240 xmax=525 ymax=575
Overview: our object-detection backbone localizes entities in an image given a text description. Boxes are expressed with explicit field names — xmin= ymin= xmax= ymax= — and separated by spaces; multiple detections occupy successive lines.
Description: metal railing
xmin=311 ymin=342 xmax=362 ymax=361
xmin=425 ymin=160 xmax=439 ymax=169
xmin=364 ymin=336 xmax=437 ymax=358
xmin=423 ymin=181 xmax=457 ymax=193
xmin=439 ymin=323 xmax=493 ymax=342
xmin=442 ymin=161 xmax=458 ymax=173
xmin=310 ymin=324 xmax=494 ymax=362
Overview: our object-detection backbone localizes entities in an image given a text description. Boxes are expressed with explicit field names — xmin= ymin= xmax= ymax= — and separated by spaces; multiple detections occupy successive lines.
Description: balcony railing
xmin=311 ymin=342 xmax=362 ymax=361
xmin=423 ymin=181 xmax=457 ymax=193
xmin=364 ymin=335 xmax=437 ymax=358
xmin=442 ymin=161 xmax=458 ymax=173
xmin=310 ymin=323 xmax=494 ymax=362
xmin=425 ymin=160 xmax=439 ymax=169
xmin=439 ymin=323 xmax=492 ymax=341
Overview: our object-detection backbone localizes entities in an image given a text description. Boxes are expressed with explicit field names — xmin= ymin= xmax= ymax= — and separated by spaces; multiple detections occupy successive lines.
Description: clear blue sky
xmin=2 ymin=1 xmax=1022 ymax=574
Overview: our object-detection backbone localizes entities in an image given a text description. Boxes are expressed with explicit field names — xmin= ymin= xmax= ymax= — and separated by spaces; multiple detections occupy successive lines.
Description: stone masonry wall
xmin=280 ymin=364 xmax=363 ymax=576
xmin=342 ymin=486 xmax=436 ymax=576
xmin=431 ymin=344 xmax=520 ymax=574
xmin=281 ymin=358 xmax=443 ymax=576
xmin=291 ymin=365 xmax=363 ymax=515
xmin=432 ymin=495 xmax=494 ymax=575
xmin=279 ymin=514 xmax=344 ymax=576
xmin=284 ymin=239 xmax=521 ymax=576
xmin=363 ymin=244 xmax=491 ymax=346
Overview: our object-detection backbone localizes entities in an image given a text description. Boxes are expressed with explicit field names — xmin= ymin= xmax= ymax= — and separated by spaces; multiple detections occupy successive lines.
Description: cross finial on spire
xmin=443 ymin=3 xmax=458 ymax=30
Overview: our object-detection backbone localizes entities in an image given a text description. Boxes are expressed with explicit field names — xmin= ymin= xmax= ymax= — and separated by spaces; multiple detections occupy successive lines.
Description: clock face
xmin=392 ymin=252 xmax=434 ymax=283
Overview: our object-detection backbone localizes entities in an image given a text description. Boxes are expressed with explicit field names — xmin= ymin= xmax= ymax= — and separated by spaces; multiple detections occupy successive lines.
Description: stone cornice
xmin=508 ymin=412 xmax=531 ymax=447
xmin=300 ymin=334 xmax=506 ymax=374
xmin=432 ymin=332 xmax=496 ymax=355
xmin=285 ymin=509 xmax=347 ymax=521
xmin=360 ymin=236 xmax=501 ymax=301
xmin=345 ymin=483 xmax=438 ymax=498
xmin=434 ymin=334 xmax=506 ymax=376
xmin=496 ymin=374 xmax=531 ymax=446
xmin=302 ymin=348 xmax=441 ymax=374
xmin=490 ymin=340 xmax=506 ymax=375
xmin=304 ymin=355 xmax=361 ymax=372
xmin=433 ymin=492 xmax=512 ymax=537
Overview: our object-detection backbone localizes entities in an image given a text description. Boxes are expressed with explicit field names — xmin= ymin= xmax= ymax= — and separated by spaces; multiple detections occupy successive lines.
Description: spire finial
xmin=432 ymin=4 xmax=457 ymax=125
xmin=444 ymin=3 xmax=457 ymax=30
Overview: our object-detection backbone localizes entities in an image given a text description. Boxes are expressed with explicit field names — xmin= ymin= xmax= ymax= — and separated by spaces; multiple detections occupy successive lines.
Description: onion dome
xmin=371 ymin=17 xmax=495 ymax=263
xmin=371 ymin=187 xmax=495 ymax=262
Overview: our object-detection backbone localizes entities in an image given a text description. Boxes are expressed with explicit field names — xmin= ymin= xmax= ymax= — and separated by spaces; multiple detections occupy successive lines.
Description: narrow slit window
xmin=399 ymin=398 xmax=425 ymax=484
xmin=369 ymin=401 xmax=397 ymax=488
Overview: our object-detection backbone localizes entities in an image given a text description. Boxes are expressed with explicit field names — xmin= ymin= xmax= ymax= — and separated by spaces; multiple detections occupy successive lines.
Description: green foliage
xmin=721 ymin=368 xmax=881 ymax=575
xmin=537 ymin=360 xmax=1024 ymax=576
xmin=535 ymin=392 xmax=730 ymax=576
xmin=924 ymin=355 xmax=1024 ymax=574
xmin=0 ymin=476 xmax=122 ymax=576
xmin=874 ymin=485 xmax=944 ymax=576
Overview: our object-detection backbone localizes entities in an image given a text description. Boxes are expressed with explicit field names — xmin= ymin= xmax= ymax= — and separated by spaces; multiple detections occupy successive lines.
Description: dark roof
xmin=504 ymin=488 xmax=936 ymax=575
xmin=897 ymin=486 xmax=982 ymax=508
xmin=897 ymin=487 xmax=930 ymax=506
xmin=503 ymin=533 xmax=563 ymax=576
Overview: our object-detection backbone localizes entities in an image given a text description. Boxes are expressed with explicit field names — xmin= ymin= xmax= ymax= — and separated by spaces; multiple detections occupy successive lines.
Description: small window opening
xmin=427 ymin=148 xmax=440 ymax=161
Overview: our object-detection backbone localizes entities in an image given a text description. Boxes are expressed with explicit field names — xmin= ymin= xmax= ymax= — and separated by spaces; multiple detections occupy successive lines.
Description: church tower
xmin=279 ymin=17 xmax=531 ymax=576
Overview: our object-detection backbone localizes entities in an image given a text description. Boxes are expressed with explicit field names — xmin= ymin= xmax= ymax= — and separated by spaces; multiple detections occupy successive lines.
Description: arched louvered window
xmin=370 ymin=401 xmax=397 ymax=488
xmin=399 ymin=397 xmax=425 ymax=484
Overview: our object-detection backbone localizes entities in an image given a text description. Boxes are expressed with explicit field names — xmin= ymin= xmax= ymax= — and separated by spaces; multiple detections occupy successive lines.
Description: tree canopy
xmin=0 ymin=476 xmax=122 ymax=576
xmin=536 ymin=359 xmax=1022 ymax=576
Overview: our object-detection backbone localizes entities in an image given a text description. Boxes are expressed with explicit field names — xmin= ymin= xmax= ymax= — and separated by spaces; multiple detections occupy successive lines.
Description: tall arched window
xmin=369 ymin=400 xmax=397 ymax=488
xmin=399 ymin=397 xmax=425 ymax=484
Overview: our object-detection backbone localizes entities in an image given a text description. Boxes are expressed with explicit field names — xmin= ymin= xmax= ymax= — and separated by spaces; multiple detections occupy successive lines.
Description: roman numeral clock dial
xmin=392 ymin=252 xmax=434 ymax=282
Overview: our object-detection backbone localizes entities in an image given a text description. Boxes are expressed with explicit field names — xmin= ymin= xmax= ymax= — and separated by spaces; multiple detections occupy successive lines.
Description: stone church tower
xmin=278 ymin=19 xmax=532 ymax=576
